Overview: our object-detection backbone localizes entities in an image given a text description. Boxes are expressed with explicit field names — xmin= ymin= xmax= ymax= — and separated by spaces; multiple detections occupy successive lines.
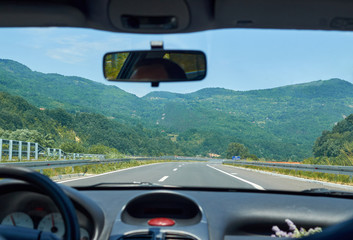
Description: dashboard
xmin=2 ymin=182 xmax=353 ymax=240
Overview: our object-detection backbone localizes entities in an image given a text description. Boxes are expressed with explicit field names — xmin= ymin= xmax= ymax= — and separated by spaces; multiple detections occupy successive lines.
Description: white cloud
xmin=45 ymin=34 xmax=117 ymax=63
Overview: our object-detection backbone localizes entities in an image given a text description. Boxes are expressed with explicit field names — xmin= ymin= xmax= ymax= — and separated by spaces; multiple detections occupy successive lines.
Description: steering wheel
xmin=0 ymin=167 xmax=80 ymax=240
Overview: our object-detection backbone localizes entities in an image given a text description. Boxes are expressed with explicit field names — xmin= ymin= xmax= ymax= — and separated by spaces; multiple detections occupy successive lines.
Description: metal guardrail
xmin=0 ymin=139 xmax=39 ymax=161
xmin=0 ymin=137 xmax=215 ymax=163
xmin=223 ymin=160 xmax=353 ymax=176
xmin=0 ymin=138 xmax=105 ymax=161
xmin=0 ymin=156 xmax=211 ymax=171
xmin=0 ymin=158 xmax=131 ymax=170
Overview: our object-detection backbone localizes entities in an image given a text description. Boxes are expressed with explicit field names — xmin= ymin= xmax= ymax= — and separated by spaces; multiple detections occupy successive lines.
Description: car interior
xmin=1 ymin=0 xmax=353 ymax=240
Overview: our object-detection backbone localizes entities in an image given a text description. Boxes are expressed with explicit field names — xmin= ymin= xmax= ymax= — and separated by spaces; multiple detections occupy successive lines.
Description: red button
xmin=148 ymin=217 xmax=175 ymax=226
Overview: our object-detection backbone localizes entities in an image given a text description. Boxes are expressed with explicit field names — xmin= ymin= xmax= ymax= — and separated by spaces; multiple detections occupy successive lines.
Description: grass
xmin=224 ymin=163 xmax=353 ymax=186
xmin=39 ymin=160 xmax=172 ymax=178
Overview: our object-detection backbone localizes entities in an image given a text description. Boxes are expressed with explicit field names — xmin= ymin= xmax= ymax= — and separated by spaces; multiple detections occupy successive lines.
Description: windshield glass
xmin=1 ymin=27 xmax=353 ymax=192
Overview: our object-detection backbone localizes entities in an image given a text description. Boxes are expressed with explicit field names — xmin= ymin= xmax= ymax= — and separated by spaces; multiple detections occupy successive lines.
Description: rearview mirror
xmin=103 ymin=50 xmax=206 ymax=83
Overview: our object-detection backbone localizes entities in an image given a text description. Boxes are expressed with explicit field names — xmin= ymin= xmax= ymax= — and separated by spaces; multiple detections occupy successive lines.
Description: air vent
xmin=164 ymin=233 xmax=197 ymax=240
xmin=119 ymin=232 xmax=197 ymax=240
xmin=119 ymin=233 xmax=153 ymax=240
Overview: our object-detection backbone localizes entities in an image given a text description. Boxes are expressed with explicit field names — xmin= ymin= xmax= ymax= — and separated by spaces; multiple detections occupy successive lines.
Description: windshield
xmin=1 ymin=27 xmax=353 ymax=192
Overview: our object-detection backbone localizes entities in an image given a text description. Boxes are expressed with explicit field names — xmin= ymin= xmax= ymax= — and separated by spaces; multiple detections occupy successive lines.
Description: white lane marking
xmin=207 ymin=164 xmax=265 ymax=190
xmin=173 ymin=168 xmax=178 ymax=171
xmin=57 ymin=163 xmax=164 ymax=183
xmin=178 ymin=165 xmax=182 ymax=167
xmin=231 ymin=173 xmax=238 ymax=175
xmin=158 ymin=176 xmax=169 ymax=182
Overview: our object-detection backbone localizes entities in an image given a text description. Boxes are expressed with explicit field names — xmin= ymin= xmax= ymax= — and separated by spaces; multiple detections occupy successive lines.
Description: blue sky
xmin=1 ymin=27 xmax=353 ymax=97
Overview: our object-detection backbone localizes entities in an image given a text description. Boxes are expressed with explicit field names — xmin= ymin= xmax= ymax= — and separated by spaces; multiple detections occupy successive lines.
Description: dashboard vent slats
xmin=119 ymin=233 xmax=153 ymax=240
xmin=164 ymin=233 xmax=196 ymax=240
xmin=119 ymin=232 xmax=197 ymax=240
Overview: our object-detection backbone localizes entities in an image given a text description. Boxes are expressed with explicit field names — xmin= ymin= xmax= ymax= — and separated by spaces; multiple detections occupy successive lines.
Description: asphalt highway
xmin=60 ymin=162 xmax=353 ymax=192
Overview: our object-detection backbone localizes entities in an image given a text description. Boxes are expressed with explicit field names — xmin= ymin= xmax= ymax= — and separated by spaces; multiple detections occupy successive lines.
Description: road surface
xmin=60 ymin=162 xmax=353 ymax=192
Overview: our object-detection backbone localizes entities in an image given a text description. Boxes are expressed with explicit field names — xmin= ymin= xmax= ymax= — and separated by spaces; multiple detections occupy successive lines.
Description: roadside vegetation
xmin=226 ymin=142 xmax=258 ymax=160
xmin=224 ymin=163 xmax=353 ymax=185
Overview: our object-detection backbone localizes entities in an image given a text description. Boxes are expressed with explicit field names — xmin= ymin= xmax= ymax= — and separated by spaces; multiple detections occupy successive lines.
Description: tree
xmin=0 ymin=128 xmax=55 ymax=147
xmin=226 ymin=142 xmax=249 ymax=159
xmin=59 ymin=142 xmax=86 ymax=153
xmin=88 ymin=144 xmax=124 ymax=158
xmin=313 ymin=114 xmax=353 ymax=158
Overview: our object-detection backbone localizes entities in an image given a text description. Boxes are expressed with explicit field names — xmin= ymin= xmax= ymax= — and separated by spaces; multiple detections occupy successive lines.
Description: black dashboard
xmin=2 ymin=182 xmax=353 ymax=240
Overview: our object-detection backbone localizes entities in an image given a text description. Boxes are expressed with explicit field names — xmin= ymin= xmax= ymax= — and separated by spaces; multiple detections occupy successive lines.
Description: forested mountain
xmin=1 ymin=59 xmax=353 ymax=160
xmin=0 ymin=92 xmax=182 ymax=156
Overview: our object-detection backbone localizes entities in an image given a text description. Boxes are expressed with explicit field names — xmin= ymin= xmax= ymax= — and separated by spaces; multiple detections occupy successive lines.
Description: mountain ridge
xmin=2 ymin=58 xmax=351 ymax=101
xmin=144 ymin=79 xmax=353 ymax=99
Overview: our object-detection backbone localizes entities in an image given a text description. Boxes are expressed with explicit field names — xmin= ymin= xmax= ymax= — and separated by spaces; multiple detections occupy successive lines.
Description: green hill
xmin=0 ymin=59 xmax=148 ymax=123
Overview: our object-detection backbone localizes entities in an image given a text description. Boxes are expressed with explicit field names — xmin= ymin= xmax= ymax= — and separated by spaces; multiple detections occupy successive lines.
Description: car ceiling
xmin=0 ymin=0 xmax=353 ymax=33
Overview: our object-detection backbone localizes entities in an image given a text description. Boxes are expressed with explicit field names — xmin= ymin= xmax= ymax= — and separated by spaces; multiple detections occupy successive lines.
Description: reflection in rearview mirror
xmin=103 ymin=50 xmax=207 ymax=83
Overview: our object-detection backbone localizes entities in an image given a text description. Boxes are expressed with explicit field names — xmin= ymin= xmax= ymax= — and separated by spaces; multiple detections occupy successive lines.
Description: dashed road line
xmin=158 ymin=176 xmax=169 ymax=182
xmin=207 ymin=164 xmax=265 ymax=190
xmin=173 ymin=168 xmax=178 ymax=171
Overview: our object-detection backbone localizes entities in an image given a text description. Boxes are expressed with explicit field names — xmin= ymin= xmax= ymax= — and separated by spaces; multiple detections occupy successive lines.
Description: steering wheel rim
xmin=0 ymin=167 xmax=80 ymax=240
